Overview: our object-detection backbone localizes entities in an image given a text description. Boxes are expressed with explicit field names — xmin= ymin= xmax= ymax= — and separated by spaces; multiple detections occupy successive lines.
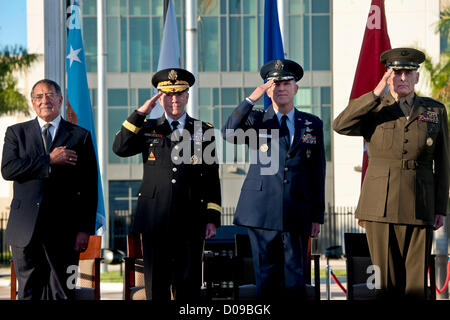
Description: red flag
xmin=349 ymin=0 xmax=391 ymax=185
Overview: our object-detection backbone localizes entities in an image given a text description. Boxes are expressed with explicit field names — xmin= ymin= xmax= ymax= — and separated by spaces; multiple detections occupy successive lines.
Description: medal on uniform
xmin=302 ymin=133 xmax=317 ymax=144
xmin=148 ymin=152 xmax=156 ymax=161
xmin=426 ymin=137 xmax=433 ymax=146
xmin=306 ymin=149 xmax=312 ymax=159
xmin=418 ymin=111 xmax=439 ymax=124
xmin=191 ymin=154 xmax=199 ymax=164
xmin=260 ymin=143 xmax=269 ymax=153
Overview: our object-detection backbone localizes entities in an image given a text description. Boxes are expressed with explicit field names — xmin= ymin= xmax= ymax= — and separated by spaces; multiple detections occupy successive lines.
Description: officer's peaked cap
xmin=380 ymin=48 xmax=425 ymax=70
xmin=260 ymin=59 xmax=304 ymax=82
xmin=151 ymin=68 xmax=195 ymax=93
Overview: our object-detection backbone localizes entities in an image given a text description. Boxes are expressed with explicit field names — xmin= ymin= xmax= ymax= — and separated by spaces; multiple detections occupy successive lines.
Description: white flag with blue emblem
xmin=66 ymin=0 xmax=106 ymax=235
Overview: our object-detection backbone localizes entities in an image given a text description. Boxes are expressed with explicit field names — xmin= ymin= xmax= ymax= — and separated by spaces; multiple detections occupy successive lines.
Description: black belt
xmin=370 ymin=158 xmax=432 ymax=170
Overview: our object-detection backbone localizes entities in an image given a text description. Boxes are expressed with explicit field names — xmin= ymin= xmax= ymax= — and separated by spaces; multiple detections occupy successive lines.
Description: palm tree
xmin=0 ymin=46 xmax=39 ymax=116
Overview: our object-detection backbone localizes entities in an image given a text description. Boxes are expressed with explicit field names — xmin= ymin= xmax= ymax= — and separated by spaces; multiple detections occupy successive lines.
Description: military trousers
xmin=247 ymin=228 xmax=309 ymax=301
xmin=141 ymin=233 xmax=204 ymax=301
xmin=365 ymin=221 xmax=433 ymax=299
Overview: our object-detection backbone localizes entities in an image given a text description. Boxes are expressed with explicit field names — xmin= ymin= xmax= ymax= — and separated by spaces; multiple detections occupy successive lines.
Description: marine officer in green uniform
xmin=113 ymin=68 xmax=221 ymax=301
xmin=333 ymin=48 xmax=449 ymax=299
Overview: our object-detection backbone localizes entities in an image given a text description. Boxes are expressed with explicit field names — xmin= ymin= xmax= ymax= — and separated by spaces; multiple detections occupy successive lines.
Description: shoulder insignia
xmin=418 ymin=96 xmax=445 ymax=108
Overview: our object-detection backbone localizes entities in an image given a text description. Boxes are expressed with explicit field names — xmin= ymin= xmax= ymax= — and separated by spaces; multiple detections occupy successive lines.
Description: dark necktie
xmin=42 ymin=123 xmax=52 ymax=153
xmin=171 ymin=120 xmax=180 ymax=132
xmin=280 ymin=115 xmax=290 ymax=148
xmin=171 ymin=120 xmax=180 ymax=141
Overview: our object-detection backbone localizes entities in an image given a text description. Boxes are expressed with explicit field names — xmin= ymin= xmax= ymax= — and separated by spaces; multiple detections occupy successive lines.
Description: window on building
xmin=83 ymin=0 xmax=186 ymax=73
xmin=197 ymin=0 xmax=331 ymax=72
xmin=197 ymin=85 xmax=332 ymax=163
xmin=107 ymin=88 xmax=143 ymax=164
xmin=108 ymin=180 xmax=141 ymax=250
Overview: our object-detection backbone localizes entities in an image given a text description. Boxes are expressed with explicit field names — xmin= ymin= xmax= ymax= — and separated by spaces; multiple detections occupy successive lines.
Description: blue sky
xmin=0 ymin=0 xmax=27 ymax=49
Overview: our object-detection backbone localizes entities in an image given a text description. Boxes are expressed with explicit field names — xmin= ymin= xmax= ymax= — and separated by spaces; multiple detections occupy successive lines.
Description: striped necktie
xmin=42 ymin=123 xmax=52 ymax=153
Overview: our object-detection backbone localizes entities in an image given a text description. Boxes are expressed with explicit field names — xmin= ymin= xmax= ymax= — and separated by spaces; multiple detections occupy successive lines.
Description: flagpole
xmin=97 ymin=0 xmax=109 ymax=262
xmin=185 ymin=0 xmax=198 ymax=118
xmin=163 ymin=0 xmax=170 ymax=23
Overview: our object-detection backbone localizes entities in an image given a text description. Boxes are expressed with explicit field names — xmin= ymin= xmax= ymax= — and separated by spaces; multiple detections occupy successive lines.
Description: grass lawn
xmin=319 ymin=268 xmax=346 ymax=279
xmin=99 ymin=269 xmax=345 ymax=284
xmin=100 ymin=270 xmax=124 ymax=283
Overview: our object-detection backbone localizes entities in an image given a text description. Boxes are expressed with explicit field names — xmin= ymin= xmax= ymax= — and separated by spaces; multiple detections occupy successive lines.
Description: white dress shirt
xmin=37 ymin=114 xmax=62 ymax=142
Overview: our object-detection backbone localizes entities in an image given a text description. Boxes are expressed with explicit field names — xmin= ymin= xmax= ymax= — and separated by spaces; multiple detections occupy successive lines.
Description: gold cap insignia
xmin=168 ymin=69 xmax=178 ymax=82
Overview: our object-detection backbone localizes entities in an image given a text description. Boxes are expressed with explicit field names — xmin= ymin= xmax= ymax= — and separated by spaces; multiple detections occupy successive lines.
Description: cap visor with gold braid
xmin=152 ymin=68 xmax=195 ymax=93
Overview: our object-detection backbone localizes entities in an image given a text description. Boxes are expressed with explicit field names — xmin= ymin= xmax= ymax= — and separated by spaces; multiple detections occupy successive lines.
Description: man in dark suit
xmin=113 ymin=68 xmax=221 ymax=301
xmin=1 ymin=79 xmax=98 ymax=299
xmin=333 ymin=48 xmax=449 ymax=299
xmin=222 ymin=59 xmax=326 ymax=300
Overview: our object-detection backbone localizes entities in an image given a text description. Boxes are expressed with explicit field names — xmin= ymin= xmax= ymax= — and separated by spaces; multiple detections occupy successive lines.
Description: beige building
xmin=0 ymin=0 xmax=447 ymax=252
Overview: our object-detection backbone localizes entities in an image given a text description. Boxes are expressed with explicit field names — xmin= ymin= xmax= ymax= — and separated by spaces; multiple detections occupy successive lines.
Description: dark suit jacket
xmin=222 ymin=100 xmax=326 ymax=234
xmin=112 ymin=112 xmax=221 ymax=239
xmin=333 ymin=92 xmax=449 ymax=225
xmin=1 ymin=117 xmax=98 ymax=248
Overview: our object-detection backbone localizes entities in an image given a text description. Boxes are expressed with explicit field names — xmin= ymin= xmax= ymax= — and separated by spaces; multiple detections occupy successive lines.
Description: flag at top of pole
xmin=350 ymin=0 xmax=391 ymax=187
xmin=66 ymin=0 xmax=106 ymax=234
xmin=263 ymin=0 xmax=285 ymax=109
xmin=149 ymin=0 xmax=181 ymax=119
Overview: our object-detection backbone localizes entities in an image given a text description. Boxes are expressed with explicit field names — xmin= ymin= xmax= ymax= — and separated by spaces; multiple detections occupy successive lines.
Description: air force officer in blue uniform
xmin=222 ymin=59 xmax=326 ymax=300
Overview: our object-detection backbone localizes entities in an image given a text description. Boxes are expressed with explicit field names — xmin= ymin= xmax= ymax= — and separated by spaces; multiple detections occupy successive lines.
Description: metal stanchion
xmin=326 ymin=259 xmax=331 ymax=300
xmin=325 ymin=245 xmax=343 ymax=300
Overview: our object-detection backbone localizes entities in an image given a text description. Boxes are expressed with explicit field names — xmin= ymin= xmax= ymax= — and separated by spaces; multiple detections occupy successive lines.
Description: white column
xmin=43 ymin=0 xmax=66 ymax=114
xmin=185 ymin=0 xmax=198 ymax=118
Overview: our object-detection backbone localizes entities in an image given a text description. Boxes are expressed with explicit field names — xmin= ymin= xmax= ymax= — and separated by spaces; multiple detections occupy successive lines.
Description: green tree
xmin=0 ymin=46 xmax=39 ymax=116
xmin=420 ymin=7 xmax=450 ymax=131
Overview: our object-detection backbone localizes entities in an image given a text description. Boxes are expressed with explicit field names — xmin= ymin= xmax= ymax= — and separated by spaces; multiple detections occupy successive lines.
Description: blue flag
xmin=149 ymin=0 xmax=181 ymax=119
xmin=66 ymin=0 xmax=106 ymax=235
xmin=263 ymin=0 xmax=285 ymax=109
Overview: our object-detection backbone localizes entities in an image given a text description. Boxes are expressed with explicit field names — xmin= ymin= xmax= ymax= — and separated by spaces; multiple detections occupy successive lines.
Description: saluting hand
xmin=137 ymin=91 xmax=163 ymax=115
xmin=373 ymin=68 xmax=393 ymax=97
xmin=247 ymin=79 xmax=275 ymax=103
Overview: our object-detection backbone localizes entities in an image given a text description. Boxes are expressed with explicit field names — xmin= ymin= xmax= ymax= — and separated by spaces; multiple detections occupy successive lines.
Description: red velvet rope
xmin=330 ymin=269 xmax=347 ymax=294
xmin=433 ymin=260 xmax=450 ymax=295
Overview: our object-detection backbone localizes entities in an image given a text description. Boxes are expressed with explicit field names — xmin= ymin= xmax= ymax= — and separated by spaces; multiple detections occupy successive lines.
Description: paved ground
xmin=1 ymin=257 xmax=446 ymax=301
xmin=0 ymin=258 xmax=349 ymax=300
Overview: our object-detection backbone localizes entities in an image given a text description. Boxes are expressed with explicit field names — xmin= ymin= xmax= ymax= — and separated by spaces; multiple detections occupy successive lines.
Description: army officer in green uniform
xmin=113 ymin=68 xmax=221 ymax=301
xmin=333 ymin=48 xmax=449 ymax=299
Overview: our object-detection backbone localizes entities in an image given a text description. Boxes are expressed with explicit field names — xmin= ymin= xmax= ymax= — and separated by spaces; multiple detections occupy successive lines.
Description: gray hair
xmin=31 ymin=79 xmax=62 ymax=98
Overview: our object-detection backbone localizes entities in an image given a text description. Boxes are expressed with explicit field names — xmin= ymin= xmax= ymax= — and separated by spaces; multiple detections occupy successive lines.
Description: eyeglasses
xmin=31 ymin=92 xmax=59 ymax=101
